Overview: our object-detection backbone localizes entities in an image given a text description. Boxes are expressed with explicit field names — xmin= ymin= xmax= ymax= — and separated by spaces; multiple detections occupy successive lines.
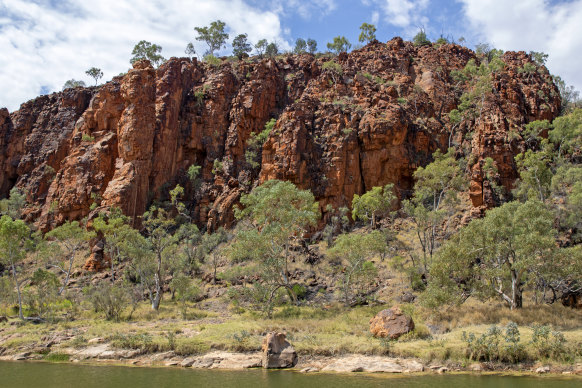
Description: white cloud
xmin=460 ymin=0 xmax=582 ymax=94
xmin=371 ymin=11 xmax=380 ymax=25
xmin=364 ymin=0 xmax=430 ymax=33
xmin=0 ymin=0 xmax=287 ymax=111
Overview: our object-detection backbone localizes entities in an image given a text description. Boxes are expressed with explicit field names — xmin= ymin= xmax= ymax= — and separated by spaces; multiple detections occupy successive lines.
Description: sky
xmin=0 ymin=0 xmax=581 ymax=111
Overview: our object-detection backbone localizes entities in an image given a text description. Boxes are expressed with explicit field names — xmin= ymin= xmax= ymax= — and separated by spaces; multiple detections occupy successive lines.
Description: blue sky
xmin=1 ymin=0 xmax=581 ymax=111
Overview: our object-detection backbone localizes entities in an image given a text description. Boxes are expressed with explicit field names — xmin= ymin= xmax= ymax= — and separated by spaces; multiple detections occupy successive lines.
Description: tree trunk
xmin=11 ymin=262 xmax=24 ymax=320
xmin=58 ymin=253 xmax=74 ymax=295
xmin=152 ymin=253 xmax=163 ymax=310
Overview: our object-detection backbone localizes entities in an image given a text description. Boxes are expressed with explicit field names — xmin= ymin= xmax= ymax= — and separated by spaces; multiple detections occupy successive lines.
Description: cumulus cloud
xmin=0 ymin=0 xmax=287 ymax=111
xmin=460 ymin=0 xmax=582 ymax=93
xmin=364 ymin=0 xmax=430 ymax=33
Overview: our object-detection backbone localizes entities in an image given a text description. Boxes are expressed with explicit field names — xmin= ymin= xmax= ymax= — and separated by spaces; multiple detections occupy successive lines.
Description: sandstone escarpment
xmin=0 ymin=38 xmax=560 ymax=231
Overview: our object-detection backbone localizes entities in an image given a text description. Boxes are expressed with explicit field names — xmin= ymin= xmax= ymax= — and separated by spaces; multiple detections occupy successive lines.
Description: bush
xmin=531 ymin=324 xmax=568 ymax=361
xmin=85 ymin=283 xmax=131 ymax=321
xmin=81 ymin=134 xmax=95 ymax=142
xmin=203 ymin=54 xmax=222 ymax=67
xmin=43 ymin=353 xmax=70 ymax=362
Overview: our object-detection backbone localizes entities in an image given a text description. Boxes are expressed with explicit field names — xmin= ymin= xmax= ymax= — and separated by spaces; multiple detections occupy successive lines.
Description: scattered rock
xmin=574 ymin=364 xmax=582 ymax=375
xmin=300 ymin=367 xmax=320 ymax=373
xmin=261 ymin=332 xmax=298 ymax=369
xmin=87 ymin=337 xmax=104 ymax=345
xmin=369 ymin=307 xmax=414 ymax=339
xmin=536 ymin=366 xmax=550 ymax=374
xmin=469 ymin=363 xmax=483 ymax=372
xmin=180 ymin=357 xmax=196 ymax=367
xmin=437 ymin=367 xmax=448 ymax=374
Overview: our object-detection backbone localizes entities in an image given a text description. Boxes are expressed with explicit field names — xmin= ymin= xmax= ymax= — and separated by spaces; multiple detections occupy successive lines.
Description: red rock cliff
xmin=0 ymin=39 xmax=560 ymax=231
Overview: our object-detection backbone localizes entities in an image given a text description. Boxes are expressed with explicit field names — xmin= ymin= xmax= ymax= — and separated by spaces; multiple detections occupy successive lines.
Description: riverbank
xmin=1 ymin=302 xmax=582 ymax=376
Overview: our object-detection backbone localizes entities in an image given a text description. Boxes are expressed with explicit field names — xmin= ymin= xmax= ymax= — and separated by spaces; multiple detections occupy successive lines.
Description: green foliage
xmin=549 ymin=108 xmax=581 ymax=160
xmin=322 ymin=60 xmax=343 ymax=84
xmin=45 ymin=220 xmax=94 ymax=295
xmin=212 ymin=158 xmax=223 ymax=175
xmin=130 ymin=40 xmax=165 ymax=67
xmin=403 ymin=148 xmax=466 ymax=272
xmin=307 ymin=38 xmax=317 ymax=54
xmin=62 ymin=79 xmax=86 ymax=90
xmin=462 ymin=323 xmax=525 ymax=363
xmin=245 ymin=118 xmax=275 ymax=168
xmin=203 ymin=54 xmax=222 ymax=67
xmin=351 ymin=184 xmax=396 ymax=227
xmin=265 ymin=42 xmax=279 ymax=57
xmin=530 ymin=324 xmax=568 ymax=361
xmin=328 ymin=231 xmax=383 ymax=305
xmin=232 ymin=33 xmax=252 ymax=59
xmin=0 ymin=187 xmax=26 ymax=219
xmin=184 ymin=42 xmax=196 ymax=58
xmin=229 ymin=180 xmax=319 ymax=317
xmin=514 ymin=148 xmax=553 ymax=202
xmin=0 ymin=215 xmax=34 ymax=319
xmin=413 ymin=29 xmax=430 ymax=46
xmin=169 ymin=274 xmax=201 ymax=319
xmin=85 ymin=67 xmax=103 ymax=85
xmin=93 ymin=208 xmax=132 ymax=282
xmin=425 ymin=200 xmax=558 ymax=309
xmin=358 ymin=23 xmax=376 ymax=44
xmin=254 ymin=39 xmax=268 ymax=57
xmin=327 ymin=36 xmax=351 ymax=54
xmin=293 ymin=38 xmax=307 ymax=54
xmin=194 ymin=20 xmax=229 ymax=56
xmin=529 ymin=51 xmax=548 ymax=66
xmin=552 ymin=75 xmax=580 ymax=114
xmin=84 ymin=282 xmax=131 ymax=321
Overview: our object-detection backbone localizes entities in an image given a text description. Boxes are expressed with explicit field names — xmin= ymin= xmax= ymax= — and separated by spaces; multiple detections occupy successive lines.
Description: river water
xmin=1 ymin=361 xmax=580 ymax=388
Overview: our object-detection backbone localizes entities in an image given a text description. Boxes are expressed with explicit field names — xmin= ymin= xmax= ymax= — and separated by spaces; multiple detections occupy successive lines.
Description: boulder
xmin=369 ymin=307 xmax=414 ymax=339
xmin=261 ymin=332 xmax=297 ymax=368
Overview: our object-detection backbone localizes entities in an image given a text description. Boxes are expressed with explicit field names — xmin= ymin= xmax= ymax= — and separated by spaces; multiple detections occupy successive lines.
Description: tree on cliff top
xmin=130 ymin=40 xmax=165 ymax=67
xmin=194 ymin=20 xmax=229 ymax=56
xmin=85 ymin=67 xmax=103 ymax=85
xmin=62 ymin=79 xmax=86 ymax=90
xmin=232 ymin=33 xmax=252 ymax=59
xmin=358 ymin=23 xmax=377 ymax=44
xmin=327 ymin=36 xmax=351 ymax=54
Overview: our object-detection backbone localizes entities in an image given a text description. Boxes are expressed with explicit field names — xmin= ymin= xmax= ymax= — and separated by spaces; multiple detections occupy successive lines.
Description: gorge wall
xmin=0 ymin=38 xmax=560 ymax=231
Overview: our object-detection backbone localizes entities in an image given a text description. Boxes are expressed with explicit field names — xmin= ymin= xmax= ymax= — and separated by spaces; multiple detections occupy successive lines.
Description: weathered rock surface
xmin=320 ymin=355 xmax=424 ymax=373
xmin=0 ymin=39 xmax=560 ymax=242
xmin=189 ymin=351 xmax=262 ymax=369
xmin=369 ymin=306 xmax=414 ymax=339
xmin=262 ymin=332 xmax=298 ymax=368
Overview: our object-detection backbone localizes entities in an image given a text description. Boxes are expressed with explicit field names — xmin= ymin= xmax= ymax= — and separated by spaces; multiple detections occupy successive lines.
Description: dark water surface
xmin=1 ymin=361 xmax=581 ymax=388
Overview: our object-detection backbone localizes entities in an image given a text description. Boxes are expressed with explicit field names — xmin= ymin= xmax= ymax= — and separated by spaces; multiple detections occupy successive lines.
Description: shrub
xmin=81 ymin=134 xmax=95 ymax=142
xmin=530 ymin=324 xmax=568 ymax=361
xmin=203 ymin=54 xmax=222 ymax=67
xmin=85 ymin=283 xmax=131 ymax=321
xmin=44 ymin=353 xmax=70 ymax=362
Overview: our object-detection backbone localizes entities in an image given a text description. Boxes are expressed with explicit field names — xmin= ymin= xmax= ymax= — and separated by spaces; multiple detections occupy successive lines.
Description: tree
xmin=425 ymin=200 xmax=558 ymax=309
xmin=62 ymin=79 xmax=86 ymax=90
xmin=351 ymin=184 xmax=396 ymax=228
xmin=293 ymin=38 xmax=307 ymax=54
xmin=169 ymin=274 xmax=201 ymax=319
xmin=552 ymin=76 xmax=580 ymax=114
xmin=358 ymin=23 xmax=377 ymax=44
xmin=232 ymin=33 xmax=252 ymax=59
xmin=229 ymin=180 xmax=319 ymax=317
xmin=130 ymin=40 xmax=165 ymax=67
xmin=265 ymin=42 xmax=279 ymax=57
xmin=194 ymin=20 xmax=229 ymax=56
xmin=327 ymin=231 xmax=384 ymax=305
xmin=513 ymin=147 xmax=553 ymax=202
xmin=200 ymin=228 xmax=228 ymax=283
xmin=142 ymin=206 xmax=179 ymax=310
xmin=0 ymin=215 xmax=34 ymax=320
xmin=44 ymin=220 xmax=94 ymax=295
xmin=255 ymin=39 xmax=268 ymax=58
xmin=0 ymin=187 xmax=26 ymax=219
xmin=93 ymin=208 xmax=133 ymax=282
xmin=413 ymin=29 xmax=430 ymax=46
xmin=403 ymin=148 xmax=466 ymax=272
xmin=185 ymin=42 xmax=196 ymax=58
xmin=307 ymin=38 xmax=317 ymax=54
xmin=85 ymin=67 xmax=103 ymax=85
xmin=327 ymin=36 xmax=351 ymax=54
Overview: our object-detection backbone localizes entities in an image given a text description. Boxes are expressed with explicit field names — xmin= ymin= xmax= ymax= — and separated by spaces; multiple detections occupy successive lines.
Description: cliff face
xmin=0 ymin=38 xmax=560 ymax=231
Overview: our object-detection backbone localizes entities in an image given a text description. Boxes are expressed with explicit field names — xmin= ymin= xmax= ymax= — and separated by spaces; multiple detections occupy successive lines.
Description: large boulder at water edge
xmin=261 ymin=332 xmax=297 ymax=368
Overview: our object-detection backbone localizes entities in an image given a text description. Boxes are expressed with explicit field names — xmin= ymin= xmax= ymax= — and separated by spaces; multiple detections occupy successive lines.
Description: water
xmin=0 ymin=362 xmax=580 ymax=388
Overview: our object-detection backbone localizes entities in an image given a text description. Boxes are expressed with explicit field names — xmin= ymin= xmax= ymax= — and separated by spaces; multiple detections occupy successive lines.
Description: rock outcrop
xmin=370 ymin=306 xmax=415 ymax=339
xmin=0 ymin=39 xmax=560 ymax=234
xmin=261 ymin=332 xmax=298 ymax=368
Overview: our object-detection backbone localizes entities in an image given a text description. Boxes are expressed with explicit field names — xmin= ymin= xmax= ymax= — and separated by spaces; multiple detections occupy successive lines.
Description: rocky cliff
xmin=0 ymin=38 xmax=560 ymax=231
